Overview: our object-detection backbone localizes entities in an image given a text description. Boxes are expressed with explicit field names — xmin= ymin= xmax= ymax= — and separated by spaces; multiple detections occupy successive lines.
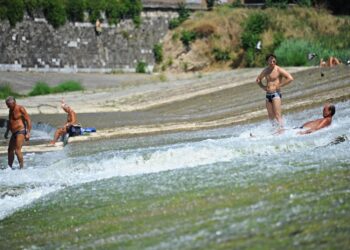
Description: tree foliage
xmin=0 ymin=0 xmax=142 ymax=28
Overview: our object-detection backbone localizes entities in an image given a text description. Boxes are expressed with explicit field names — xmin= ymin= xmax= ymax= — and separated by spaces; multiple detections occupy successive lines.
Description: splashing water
xmin=0 ymin=101 xmax=349 ymax=220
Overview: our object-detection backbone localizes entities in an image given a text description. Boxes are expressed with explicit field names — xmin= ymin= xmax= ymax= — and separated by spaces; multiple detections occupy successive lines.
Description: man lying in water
xmin=298 ymin=103 xmax=335 ymax=135
xmin=49 ymin=99 xmax=78 ymax=145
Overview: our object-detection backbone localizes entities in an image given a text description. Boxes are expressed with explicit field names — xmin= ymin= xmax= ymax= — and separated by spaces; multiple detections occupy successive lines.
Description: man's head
xmin=266 ymin=54 xmax=277 ymax=67
xmin=5 ymin=96 xmax=16 ymax=109
xmin=323 ymin=103 xmax=336 ymax=118
xmin=61 ymin=103 xmax=71 ymax=113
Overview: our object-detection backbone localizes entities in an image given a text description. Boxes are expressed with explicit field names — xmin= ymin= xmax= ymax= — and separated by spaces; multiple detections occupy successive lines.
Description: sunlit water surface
xmin=0 ymin=101 xmax=349 ymax=224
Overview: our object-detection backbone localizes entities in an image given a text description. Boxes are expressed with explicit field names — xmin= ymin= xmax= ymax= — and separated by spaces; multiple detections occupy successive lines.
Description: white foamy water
xmin=0 ymin=101 xmax=349 ymax=220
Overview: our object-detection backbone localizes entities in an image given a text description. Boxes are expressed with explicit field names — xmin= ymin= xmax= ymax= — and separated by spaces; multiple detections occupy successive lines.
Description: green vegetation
xmin=212 ymin=47 xmax=231 ymax=61
xmin=66 ymin=0 xmax=86 ymax=22
xmin=0 ymin=0 xmax=142 ymax=28
xmin=169 ymin=3 xmax=190 ymax=29
xmin=180 ymin=30 xmax=197 ymax=48
xmin=43 ymin=0 xmax=66 ymax=28
xmin=266 ymin=0 xmax=288 ymax=9
xmin=0 ymin=84 xmax=21 ymax=99
xmin=241 ymin=12 xmax=269 ymax=66
xmin=6 ymin=0 xmax=24 ymax=27
xmin=164 ymin=5 xmax=350 ymax=71
xmin=153 ymin=43 xmax=163 ymax=64
xmin=136 ymin=61 xmax=147 ymax=73
xmin=29 ymin=81 xmax=83 ymax=96
xmin=28 ymin=82 xmax=51 ymax=96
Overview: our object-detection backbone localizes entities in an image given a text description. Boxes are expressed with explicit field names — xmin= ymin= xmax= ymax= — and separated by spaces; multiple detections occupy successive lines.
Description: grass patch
xmin=28 ymin=82 xmax=51 ymax=96
xmin=275 ymin=39 xmax=350 ymax=66
xmin=136 ymin=61 xmax=147 ymax=73
xmin=29 ymin=81 xmax=83 ymax=96
xmin=0 ymin=84 xmax=21 ymax=99
xmin=51 ymin=81 xmax=84 ymax=93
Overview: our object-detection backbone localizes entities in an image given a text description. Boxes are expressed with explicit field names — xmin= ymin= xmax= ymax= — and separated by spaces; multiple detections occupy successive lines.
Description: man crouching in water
xmin=4 ymin=96 xmax=32 ymax=169
xmin=49 ymin=99 xmax=77 ymax=145
xmin=298 ymin=103 xmax=335 ymax=134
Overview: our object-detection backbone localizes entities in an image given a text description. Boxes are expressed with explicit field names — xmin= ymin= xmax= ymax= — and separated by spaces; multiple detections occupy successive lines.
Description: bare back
xmin=67 ymin=110 xmax=77 ymax=124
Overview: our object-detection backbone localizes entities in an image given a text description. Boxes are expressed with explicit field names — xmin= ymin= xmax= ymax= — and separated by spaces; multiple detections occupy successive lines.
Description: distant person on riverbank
xmin=298 ymin=103 xmax=335 ymax=135
xmin=320 ymin=56 xmax=341 ymax=67
xmin=256 ymin=54 xmax=294 ymax=129
xmin=95 ymin=19 xmax=102 ymax=36
xmin=4 ymin=96 xmax=31 ymax=169
xmin=49 ymin=99 xmax=78 ymax=145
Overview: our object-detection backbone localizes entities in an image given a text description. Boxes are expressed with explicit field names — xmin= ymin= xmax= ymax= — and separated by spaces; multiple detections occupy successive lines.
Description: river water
xmin=0 ymin=101 xmax=349 ymax=248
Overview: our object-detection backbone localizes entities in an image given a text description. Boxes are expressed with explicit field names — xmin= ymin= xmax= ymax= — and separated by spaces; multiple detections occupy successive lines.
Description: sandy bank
xmin=0 ymin=66 xmax=349 ymax=150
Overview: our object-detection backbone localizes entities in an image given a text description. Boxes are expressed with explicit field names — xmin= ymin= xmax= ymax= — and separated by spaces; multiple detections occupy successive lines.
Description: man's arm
xmin=256 ymin=70 xmax=267 ymax=91
xmin=279 ymin=67 xmax=294 ymax=88
xmin=4 ymin=113 xmax=10 ymax=139
xmin=299 ymin=119 xmax=331 ymax=134
xmin=20 ymin=106 xmax=31 ymax=140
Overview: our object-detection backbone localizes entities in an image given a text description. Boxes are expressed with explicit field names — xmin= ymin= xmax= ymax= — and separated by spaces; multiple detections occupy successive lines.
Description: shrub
xmin=104 ymin=0 xmax=142 ymax=25
xmin=6 ymin=0 xmax=25 ymax=27
xmin=212 ymin=48 xmax=231 ymax=61
xmin=297 ymin=0 xmax=312 ymax=7
xmin=25 ymin=0 xmax=45 ymax=18
xmin=86 ymin=0 xmax=105 ymax=23
xmin=66 ymin=0 xmax=85 ymax=22
xmin=0 ymin=84 xmax=21 ymax=99
xmin=105 ymin=0 xmax=124 ymax=24
xmin=274 ymin=39 xmax=313 ymax=66
xmin=51 ymin=81 xmax=83 ymax=93
xmin=153 ymin=43 xmax=163 ymax=64
xmin=0 ymin=5 xmax=6 ymax=20
xmin=241 ymin=12 xmax=269 ymax=50
xmin=169 ymin=18 xmax=182 ymax=29
xmin=180 ymin=30 xmax=197 ymax=48
xmin=266 ymin=0 xmax=288 ymax=9
xmin=178 ymin=2 xmax=190 ymax=21
xmin=206 ymin=0 xmax=217 ymax=10
xmin=43 ymin=0 xmax=66 ymax=28
xmin=136 ymin=61 xmax=147 ymax=73
xmin=169 ymin=2 xmax=190 ymax=29
xmin=29 ymin=82 xmax=51 ymax=96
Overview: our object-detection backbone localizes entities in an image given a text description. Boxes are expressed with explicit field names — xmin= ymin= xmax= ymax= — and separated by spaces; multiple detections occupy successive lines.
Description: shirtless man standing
xmin=256 ymin=54 xmax=294 ymax=128
xmin=298 ymin=103 xmax=335 ymax=134
xmin=49 ymin=99 xmax=77 ymax=145
xmin=4 ymin=96 xmax=31 ymax=169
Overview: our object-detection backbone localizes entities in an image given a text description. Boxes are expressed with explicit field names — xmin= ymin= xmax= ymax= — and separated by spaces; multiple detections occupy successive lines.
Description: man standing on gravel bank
xmin=256 ymin=54 xmax=294 ymax=129
xmin=4 ymin=96 xmax=31 ymax=169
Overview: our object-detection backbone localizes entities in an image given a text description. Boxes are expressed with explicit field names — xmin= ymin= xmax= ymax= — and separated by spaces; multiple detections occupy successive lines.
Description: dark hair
xmin=329 ymin=105 xmax=336 ymax=116
xmin=266 ymin=54 xmax=277 ymax=61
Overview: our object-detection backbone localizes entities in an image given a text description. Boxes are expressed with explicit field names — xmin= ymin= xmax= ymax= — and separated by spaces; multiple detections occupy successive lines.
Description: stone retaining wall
xmin=0 ymin=11 xmax=177 ymax=73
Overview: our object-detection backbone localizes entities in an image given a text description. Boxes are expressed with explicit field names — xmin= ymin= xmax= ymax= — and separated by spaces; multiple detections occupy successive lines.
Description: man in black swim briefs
xmin=256 ymin=54 xmax=294 ymax=128
xmin=4 ymin=96 xmax=31 ymax=169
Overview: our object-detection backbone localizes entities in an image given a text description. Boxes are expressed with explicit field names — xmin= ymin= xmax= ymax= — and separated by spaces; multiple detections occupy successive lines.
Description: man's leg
xmin=272 ymin=98 xmax=283 ymax=127
xmin=50 ymin=128 xmax=66 ymax=145
xmin=266 ymin=100 xmax=275 ymax=125
xmin=8 ymin=136 xmax=15 ymax=168
xmin=15 ymin=134 xmax=25 ymax=169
